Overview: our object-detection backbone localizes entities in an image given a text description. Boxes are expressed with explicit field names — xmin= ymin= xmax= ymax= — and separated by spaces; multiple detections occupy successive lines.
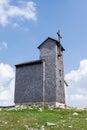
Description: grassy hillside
xmin=0 ymin=105 xmax=87 ymax=130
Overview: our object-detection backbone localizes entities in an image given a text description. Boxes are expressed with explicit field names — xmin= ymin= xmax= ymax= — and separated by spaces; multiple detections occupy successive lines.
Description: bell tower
xmin=38 ymin=31 xmax=65 ymax=105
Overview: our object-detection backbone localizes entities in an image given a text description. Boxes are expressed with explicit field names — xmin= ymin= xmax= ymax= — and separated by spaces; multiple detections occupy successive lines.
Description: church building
xmin=14 ymin=31 xmax=67 ymax=106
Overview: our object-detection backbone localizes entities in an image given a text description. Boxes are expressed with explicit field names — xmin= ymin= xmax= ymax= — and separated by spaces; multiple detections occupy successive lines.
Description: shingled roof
xmin=38 ymin=37 xmax=65 ymax=51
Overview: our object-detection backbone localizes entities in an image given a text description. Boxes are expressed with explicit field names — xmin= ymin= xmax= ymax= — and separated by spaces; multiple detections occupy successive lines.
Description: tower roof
xmin=38 ymin=37 xmax=65 ymax=51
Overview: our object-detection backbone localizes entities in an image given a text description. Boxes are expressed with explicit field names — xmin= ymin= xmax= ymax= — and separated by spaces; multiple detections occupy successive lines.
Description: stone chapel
xmin=15 ymin=31 xmax=67 ymax=106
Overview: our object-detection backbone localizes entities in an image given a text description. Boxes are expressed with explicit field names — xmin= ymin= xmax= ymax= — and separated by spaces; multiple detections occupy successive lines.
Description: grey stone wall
xmin=56 ymin=47 xmax=65 ymax=103
xmin=39 ymin=39 xmax=65 ymax=104
xmin=15 ymin=63 xmax=43 ymax=104
xmin=40 ymin=39 xmax=57 ymax=102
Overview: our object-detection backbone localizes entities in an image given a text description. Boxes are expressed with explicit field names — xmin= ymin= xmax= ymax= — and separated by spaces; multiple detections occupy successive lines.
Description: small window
xmin=58 ymin=46 xmax=62 ymax=57
xmin=59 ymin=70 xmax=61 ymax=76
xmin=60 ymin=80 xmax=62 ymax=87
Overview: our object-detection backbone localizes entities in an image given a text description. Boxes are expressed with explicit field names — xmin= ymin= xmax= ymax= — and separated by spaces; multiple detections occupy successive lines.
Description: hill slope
xmin=0 ymin=105 xmax=87 ymax=130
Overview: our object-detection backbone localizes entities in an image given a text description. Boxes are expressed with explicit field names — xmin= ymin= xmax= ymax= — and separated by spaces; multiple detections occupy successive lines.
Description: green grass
xmin=0 ymin=106 xmax=87 ymax=130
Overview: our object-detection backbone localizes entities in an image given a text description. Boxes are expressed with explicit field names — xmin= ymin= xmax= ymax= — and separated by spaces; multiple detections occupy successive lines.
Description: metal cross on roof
xmin=57 ymin=30 xmax=62 ymax=43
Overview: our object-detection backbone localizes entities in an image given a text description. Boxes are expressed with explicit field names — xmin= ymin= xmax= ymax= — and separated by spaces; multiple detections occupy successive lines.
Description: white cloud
xmin=0 ymin=42 xmax=8 ymax=50
xmin=13 ymin=23 xmax=19 ymax=28
xmin=65 ymin=59 xmax=87 ymax=108
xmin=2 ymin=42 xmax=8 ymax=48
xmin=0 ymin=0 xmax=37 ymax=26
xmin=13 ymin=22 xmax=29 ymax=32
xmin=0 ymin=63 xmax=15 ymax=106
xmin=65 ymin=59 xmax=87 ymax=83
xmin=70 ymin=94 xmax=87 ymax=102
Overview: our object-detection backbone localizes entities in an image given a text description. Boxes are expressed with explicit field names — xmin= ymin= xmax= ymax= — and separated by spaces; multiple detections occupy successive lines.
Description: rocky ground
xmin=0 ymin=105 xmax=87 ymax=130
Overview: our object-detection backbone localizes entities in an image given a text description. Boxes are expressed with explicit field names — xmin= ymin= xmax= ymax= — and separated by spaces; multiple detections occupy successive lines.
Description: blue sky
xmin=0 ymin=0 xmax=87 ymax=107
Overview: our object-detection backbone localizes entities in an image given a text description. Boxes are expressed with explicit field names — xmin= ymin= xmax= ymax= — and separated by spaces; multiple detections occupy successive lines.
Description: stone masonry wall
xmin=15 ymin=63 xmax=43 ymax=104
xmin=40 ymin=39 xmax=57 ymax=102
xmin=56 ymin=47 xmax=65 ymax=103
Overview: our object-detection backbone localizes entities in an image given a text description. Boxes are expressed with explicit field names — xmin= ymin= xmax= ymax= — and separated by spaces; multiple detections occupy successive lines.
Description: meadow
xmin=0 ymin=105 xmax=87 ymax=130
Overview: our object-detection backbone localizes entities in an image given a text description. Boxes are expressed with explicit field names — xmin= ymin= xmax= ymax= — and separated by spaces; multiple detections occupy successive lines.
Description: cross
xmin=57 ymin=30 xmax=62 ymax=43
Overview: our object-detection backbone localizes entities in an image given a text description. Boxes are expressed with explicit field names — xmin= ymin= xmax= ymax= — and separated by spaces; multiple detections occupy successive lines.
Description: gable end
xmin=38 ymin=37 xmax=65 ymax=51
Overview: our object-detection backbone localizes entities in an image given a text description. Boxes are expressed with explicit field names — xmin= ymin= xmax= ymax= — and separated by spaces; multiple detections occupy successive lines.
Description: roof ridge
xmin=38 ymin=37 xmax=65 ymax=51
